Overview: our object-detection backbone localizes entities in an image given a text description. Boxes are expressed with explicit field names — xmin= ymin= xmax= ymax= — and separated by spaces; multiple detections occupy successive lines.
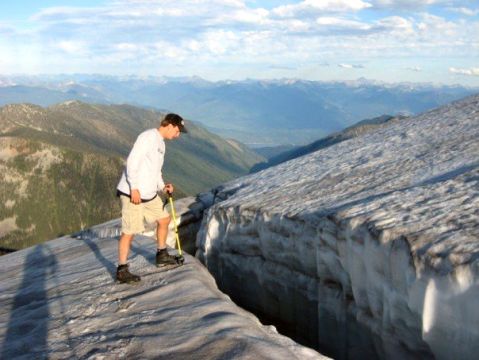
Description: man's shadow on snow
xmin=81 ymin=236 xmax=117 ymax=279
xmin=1 ymin=245 xmax=56 ymax=359
xmin=82 ymin=232 xmax=158 ymax=280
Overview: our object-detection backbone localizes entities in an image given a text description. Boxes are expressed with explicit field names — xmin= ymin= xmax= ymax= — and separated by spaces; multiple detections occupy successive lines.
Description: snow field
xmin=197 ymin=94 xmax=479 ymax=359
xmin=0 ymin=230 xmax=327 ymax=359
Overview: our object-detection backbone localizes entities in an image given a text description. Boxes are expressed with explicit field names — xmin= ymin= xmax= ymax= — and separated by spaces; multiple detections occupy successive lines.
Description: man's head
xmin=159 ymin=113 xmax=187 ymax=139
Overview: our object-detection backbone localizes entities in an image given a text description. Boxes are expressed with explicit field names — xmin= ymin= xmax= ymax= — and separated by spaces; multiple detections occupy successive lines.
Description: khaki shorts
xmin=120 ymin=195 xmax=170 ymax=235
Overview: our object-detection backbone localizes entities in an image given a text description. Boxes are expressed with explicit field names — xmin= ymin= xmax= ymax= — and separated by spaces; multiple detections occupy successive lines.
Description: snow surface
xmin=197 ymin=94 xmax=479 ymax=359
xmin=0 ymin=221 xmax=326 ymax=359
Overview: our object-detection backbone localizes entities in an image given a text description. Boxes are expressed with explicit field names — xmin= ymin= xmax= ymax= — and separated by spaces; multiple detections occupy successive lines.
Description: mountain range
xmin=0 ymin=101 xmax=263 ymax=251
xmin=1 ymin=75 xmax=476 ymax=146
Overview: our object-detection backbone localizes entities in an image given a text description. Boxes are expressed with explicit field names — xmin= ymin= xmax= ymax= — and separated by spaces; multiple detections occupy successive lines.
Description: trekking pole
xmin=167 ymin=192 xmax=185 ymax=264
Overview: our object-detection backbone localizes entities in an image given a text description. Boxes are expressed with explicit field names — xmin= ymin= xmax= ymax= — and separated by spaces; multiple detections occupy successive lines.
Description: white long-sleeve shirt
xmin=117 ymin=128 xmax=166 ymax=200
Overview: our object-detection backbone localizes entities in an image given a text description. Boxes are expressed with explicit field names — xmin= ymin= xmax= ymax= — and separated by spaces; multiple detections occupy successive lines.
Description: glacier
xmin=0 ymin=220 xmax=326 ymax=359
xmin=196 ymin=94 xmax=479 ymax=359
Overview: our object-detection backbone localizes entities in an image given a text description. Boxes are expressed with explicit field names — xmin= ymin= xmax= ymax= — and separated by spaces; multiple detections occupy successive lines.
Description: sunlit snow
xmin=0 ymin=221 xmax=326 ymax=359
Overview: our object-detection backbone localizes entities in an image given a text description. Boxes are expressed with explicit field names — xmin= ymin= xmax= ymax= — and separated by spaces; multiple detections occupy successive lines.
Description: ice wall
xmin=196 ymin=95 xmax=479 ymax=359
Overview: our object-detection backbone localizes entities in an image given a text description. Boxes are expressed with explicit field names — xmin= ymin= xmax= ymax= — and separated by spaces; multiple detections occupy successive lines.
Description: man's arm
xmin=126 ymin=132 xmax=151 ymax=203
xmin=157 ymin=167 xmax=165 ymax=193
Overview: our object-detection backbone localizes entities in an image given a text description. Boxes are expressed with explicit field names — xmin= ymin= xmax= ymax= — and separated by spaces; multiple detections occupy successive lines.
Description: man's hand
xmin=130 ymin=189 xmax=141 ymax=204
xmin=163 ymin=183 xmax=174 ymax=195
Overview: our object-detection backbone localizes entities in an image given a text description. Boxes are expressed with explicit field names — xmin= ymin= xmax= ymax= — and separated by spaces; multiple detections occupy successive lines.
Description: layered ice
xmin=197 ymin=94 xmax=479 ymax=359
xmin=0 ymin=223 xmax=326 ymax=359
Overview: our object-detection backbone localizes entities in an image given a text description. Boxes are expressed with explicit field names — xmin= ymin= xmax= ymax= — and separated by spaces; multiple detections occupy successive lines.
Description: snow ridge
xmin=0 ymin=232 xmax=326 ymax=359
xmin=197 ymin=94 xmax=479 ymax=359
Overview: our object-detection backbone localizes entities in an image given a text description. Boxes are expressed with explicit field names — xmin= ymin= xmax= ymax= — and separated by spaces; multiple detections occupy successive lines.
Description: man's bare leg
xmin=156 ymin=216 xmax=178 ymax=266
xmin=118 ymin=233 xmax=134 ymax=264
xmin=116 ymin=232 xmax=141 ymax=283
xmin=156 ymin=216 xmax=171 ymax=249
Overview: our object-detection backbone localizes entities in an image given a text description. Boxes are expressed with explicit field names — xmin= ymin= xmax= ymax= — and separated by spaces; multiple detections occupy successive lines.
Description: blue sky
xmin=0 ymin=0 xmax=478 ymax=85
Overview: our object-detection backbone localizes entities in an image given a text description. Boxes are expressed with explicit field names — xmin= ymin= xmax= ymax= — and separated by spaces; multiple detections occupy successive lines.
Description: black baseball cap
xmin=163 ymin=113 xmax=187 ymax=133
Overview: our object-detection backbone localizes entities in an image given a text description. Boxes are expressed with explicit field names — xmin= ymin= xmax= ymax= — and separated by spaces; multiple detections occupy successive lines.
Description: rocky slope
xmin=0 ymin=136 xmax=123 ymax=250
xmin=196 ymin=94 xmax=479 ymax=359
xmin=0 ymin=102 xmax=263 ymax=250
xmin=0 ymin=101 xmax=264 ymax=191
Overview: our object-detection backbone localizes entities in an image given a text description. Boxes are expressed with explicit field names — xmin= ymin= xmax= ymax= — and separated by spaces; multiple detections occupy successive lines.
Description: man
xmin=116 ymin=113 xmax=187 ymax=284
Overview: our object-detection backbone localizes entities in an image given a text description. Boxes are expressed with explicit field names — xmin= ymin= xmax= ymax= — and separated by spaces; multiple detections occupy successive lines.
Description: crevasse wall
xmin=197 ymin=204 xmax=436 ymax=359
xmin=196 ymin=95 xmax=479 ymax=359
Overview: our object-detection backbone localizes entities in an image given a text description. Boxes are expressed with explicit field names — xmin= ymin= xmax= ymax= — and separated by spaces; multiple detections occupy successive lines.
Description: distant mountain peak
xmin=57 ymin=100 xmax=82 ymax=106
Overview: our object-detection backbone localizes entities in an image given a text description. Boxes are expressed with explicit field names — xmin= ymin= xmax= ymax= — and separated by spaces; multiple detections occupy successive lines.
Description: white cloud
xmin=371 ymin=0 xmax=444 ymax=8
xmin=152 ymin=41 xmax=191 ymax=60
xmin=376 ymin=16 xmax=414 ymax=32
xmin=123 ymin=0 xmax=247 ymax=17
xmin=196 ymin=30 xmax=241 ymax=56
xmin=373 ymin=0 xmax=437 ymax=4
xmin=208 ymin=7 xmax=271 ymax=29
xmin=449 ymin=67 xmax=479 ymax=76
xmin=268 ymin=65 xmax=297 ymax=70
xmin=32 ymin=6 xmax=101 ymax=24
xmin=413 ymin=15 xmax=463 ymax=51
xmin=285 ymin=19 xmax=311 ymax=32
xmin=115 ymin=43 xmax=139 ymax=51
xmin=317 ymin=17 xmax=371 ymax=30
xmin=448 ymin=7 xmax=479 ymax=16
xmin=370 ymin=0 xmax=479 ymax=12
xmin=338 ymin=63 xmax=365 ymax=68
xmin=55 ymin=40 xmax=87 ymax=54
xmin=273 ymin=0 xmax=372 ymax=17
xmin=185 ymin=40 xmax=202 ymax=52
xmin=312 ymin=15 xmax=413 ymax=36
xmin=406 ymin=66 xmax=422 ymax=72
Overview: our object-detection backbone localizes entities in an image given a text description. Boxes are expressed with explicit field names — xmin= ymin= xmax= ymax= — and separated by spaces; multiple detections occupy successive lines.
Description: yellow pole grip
xmin=168 ymin=194 xmax=183 ymax=256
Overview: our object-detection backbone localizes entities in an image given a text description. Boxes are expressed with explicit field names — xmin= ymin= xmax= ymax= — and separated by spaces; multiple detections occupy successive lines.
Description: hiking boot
xmin=156 ymin=248 xmax=178 ymax=267
xmin=116 ymin=264 xmax=141 ymax=284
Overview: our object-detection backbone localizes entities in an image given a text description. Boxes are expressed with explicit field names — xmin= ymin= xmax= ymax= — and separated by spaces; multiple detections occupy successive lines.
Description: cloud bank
xmin=449 ymin=67 xmax=479 ymax=76
xmin=0 ymin=0 xmax=477 ymax=85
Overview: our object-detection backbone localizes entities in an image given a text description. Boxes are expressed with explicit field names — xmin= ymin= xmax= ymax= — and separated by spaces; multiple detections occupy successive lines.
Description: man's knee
xmin=157 ymin=216 xmax=171 ymax=227
xmin=120 ymin=233 xmax=135 ymax=242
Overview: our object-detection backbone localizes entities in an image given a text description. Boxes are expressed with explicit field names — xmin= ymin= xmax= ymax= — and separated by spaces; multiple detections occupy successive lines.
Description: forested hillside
xmin=0 ymin=102 xmax=263 ymax=250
